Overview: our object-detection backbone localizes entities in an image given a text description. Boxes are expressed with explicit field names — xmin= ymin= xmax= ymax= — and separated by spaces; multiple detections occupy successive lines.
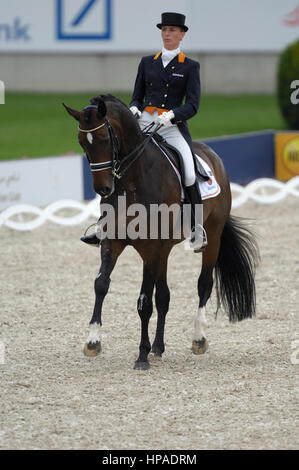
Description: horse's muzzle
xmin=97 ymin=186 xmax=113 ymax=198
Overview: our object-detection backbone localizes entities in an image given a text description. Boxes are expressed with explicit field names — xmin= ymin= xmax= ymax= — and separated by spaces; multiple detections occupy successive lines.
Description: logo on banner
xmin=282 ymin=137 xmax=299 ymax=175
xmin=275 ymin=133 xmax=299 ymax=181
xmin=57 ymin=0 xmax=111 ymax=40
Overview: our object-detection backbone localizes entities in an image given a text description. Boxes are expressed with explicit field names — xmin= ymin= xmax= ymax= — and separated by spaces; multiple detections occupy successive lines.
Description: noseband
xmin=79 ymin=105 xmax=161 ymax=180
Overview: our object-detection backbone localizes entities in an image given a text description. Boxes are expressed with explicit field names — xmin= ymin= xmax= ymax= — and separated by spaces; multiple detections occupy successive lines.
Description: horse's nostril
xmin=99 ymin=186 xmax=111 ymax=197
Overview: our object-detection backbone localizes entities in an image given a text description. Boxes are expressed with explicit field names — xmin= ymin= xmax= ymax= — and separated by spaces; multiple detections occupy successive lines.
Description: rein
xmin=112 ymin=122 xmax=162 ymax=179
xmin=79 ymin=112 xmax=162 ymax=180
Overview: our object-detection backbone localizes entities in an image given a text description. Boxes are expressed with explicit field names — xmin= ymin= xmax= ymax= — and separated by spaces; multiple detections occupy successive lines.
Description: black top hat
xmin=156 ymin=12 xmax=188 ymax=32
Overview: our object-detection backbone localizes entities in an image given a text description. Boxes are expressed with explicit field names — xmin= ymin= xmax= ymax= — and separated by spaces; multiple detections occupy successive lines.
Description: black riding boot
xmin=185 ymin=182 xmax=208 ymax=252
xmin=80 ymin=220 xmax=101 ymax=247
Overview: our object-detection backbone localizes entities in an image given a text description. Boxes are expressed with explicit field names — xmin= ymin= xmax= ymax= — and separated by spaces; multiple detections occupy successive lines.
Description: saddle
xmin=151 ymin=133 xmax=210 ymax=183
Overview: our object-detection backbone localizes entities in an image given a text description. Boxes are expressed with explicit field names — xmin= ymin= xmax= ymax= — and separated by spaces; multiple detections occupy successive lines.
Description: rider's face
xmin=161 ymin=26 xmax=185 ymax=50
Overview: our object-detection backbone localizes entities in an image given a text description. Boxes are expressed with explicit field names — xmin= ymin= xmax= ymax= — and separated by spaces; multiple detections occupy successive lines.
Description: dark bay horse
xmin=64 ymin=94 xmax=259 ymax=370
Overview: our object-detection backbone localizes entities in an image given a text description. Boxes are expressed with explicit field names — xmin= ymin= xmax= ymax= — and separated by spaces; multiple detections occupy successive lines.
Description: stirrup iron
xmin=80 ymin=222 xmax=101 ymax=247
xmin=189 ymin=224 xmax=208 ymax=252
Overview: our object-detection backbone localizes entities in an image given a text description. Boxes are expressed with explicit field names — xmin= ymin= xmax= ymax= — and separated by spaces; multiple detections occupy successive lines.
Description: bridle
xmin=79 ymin=113 xmax=120 ymax=176
xmin=78 ymin=106 xmax=161 ymax=180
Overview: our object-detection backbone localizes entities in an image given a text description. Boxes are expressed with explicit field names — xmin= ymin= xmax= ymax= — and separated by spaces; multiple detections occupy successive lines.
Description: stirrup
xmin=189 ymin=224 xmax=208 ymax=253
xmin=80 ymin=222 xmax=101 ymax=247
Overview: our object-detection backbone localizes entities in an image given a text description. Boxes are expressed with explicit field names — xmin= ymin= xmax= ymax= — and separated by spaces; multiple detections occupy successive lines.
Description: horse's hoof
xmin=150 ymin=352 xmax=162 ymax=359
xmin=83 ymin=341 xmax=101 ymax=357
xmin=192 ymin=338 xmax=209 ymax=355
xmin=150 ymin=346 xmax=163 ymax=358
xmin=133 ymin=360 xmax=150 ymax=371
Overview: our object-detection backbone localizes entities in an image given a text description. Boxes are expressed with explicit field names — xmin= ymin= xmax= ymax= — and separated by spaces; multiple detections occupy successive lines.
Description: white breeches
xmin=138 ymin=110 xmax=196 ymax=187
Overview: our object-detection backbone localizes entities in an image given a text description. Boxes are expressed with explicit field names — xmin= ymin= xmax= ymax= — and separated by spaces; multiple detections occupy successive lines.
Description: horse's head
xmin=63 ymin=98 xmax=117 ymax=198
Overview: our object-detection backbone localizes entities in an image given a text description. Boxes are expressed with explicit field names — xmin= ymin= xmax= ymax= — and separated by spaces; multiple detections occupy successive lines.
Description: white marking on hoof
xmin=193 ymin=307 xmax=207 ymax=342
xmin=87 ymin=323 xmax=101 ymax=344
xmin=87 ymin=132 xmax=93 ymax=144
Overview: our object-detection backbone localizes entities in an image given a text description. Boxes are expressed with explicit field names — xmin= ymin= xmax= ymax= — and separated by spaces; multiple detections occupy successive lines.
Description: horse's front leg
xmin=84 ymin=240 xmax=125 ymax=357
xmin=151 ymin=253 xmax=170 ymax=358
xmin=134 ymin=258 xmax=157 ymax=370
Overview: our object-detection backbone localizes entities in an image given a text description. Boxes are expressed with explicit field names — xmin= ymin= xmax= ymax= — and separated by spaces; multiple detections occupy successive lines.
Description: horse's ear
xmin=97 ymin=99 xmax=107 ymax=119
xmin=62 ymin=103 xmax=81 ymax=122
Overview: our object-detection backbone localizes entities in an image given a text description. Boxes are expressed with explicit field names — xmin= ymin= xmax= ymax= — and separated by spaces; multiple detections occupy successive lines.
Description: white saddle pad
xmin=163 ymin=151 xmax=221 ymax=201
xmin=195 ymin=155 xmax=221 ymax=200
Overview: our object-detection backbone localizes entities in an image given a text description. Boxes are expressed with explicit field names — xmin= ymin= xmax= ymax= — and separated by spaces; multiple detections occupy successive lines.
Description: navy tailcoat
xmin=130 ymin=51 xmax=201 ymax=150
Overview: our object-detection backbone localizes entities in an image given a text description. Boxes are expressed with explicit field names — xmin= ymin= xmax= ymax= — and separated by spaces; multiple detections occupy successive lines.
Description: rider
xmin=81 ymin=12 xmax=207 ymax=250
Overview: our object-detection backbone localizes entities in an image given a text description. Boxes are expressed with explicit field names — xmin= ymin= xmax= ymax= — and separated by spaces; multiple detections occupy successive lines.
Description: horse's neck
xmin=120 ymin=120 xmax=144 ymax=156
xmin=116 ymin=119 xmax=148 ymax=186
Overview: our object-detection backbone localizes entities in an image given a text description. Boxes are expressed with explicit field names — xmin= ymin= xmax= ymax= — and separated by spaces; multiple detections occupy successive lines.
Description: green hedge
xmin=278 ymin=39 xmax=299 ymax=129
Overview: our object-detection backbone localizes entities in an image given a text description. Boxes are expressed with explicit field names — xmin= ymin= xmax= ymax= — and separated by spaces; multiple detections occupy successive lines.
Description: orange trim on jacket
xmin=153 ymin=51 xmax=162 ymax=60
xmin=153 ymin=50 xmax=186 ymax=63
xmin=144 ymin=106 xmax=169 ymax=115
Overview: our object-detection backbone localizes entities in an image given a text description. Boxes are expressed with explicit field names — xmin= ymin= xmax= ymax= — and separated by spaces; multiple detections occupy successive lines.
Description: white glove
xmin=155 ymin=110 xmax=175 ymax=126
xmin=130 ymin=106 xmax=141 ymax=118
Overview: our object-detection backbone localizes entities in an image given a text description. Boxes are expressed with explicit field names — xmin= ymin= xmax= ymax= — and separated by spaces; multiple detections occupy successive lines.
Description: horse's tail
xmin=215 ymin=215 xmax=260 ymax=322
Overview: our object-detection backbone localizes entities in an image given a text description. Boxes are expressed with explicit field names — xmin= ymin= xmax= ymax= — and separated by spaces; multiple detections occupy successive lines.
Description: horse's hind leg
xmin=84 ymin=240 xmax=124 ymax=357
xmin=192 ymin=233 xmax=221 ymax=355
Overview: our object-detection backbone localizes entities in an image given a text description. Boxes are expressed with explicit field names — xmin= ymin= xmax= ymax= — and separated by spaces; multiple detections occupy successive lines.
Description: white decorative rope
xmin=0 ymin=177 xmax=299 ymax=231
xmin=231 ymin=176 xmax=299 ymax=208
xmin=0 ymin=198 xmax=100 ymax=231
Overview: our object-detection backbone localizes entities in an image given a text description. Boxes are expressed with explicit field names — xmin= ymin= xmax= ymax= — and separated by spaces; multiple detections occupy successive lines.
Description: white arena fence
xmin=1 ymin=177 xmax=299 ymax=231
